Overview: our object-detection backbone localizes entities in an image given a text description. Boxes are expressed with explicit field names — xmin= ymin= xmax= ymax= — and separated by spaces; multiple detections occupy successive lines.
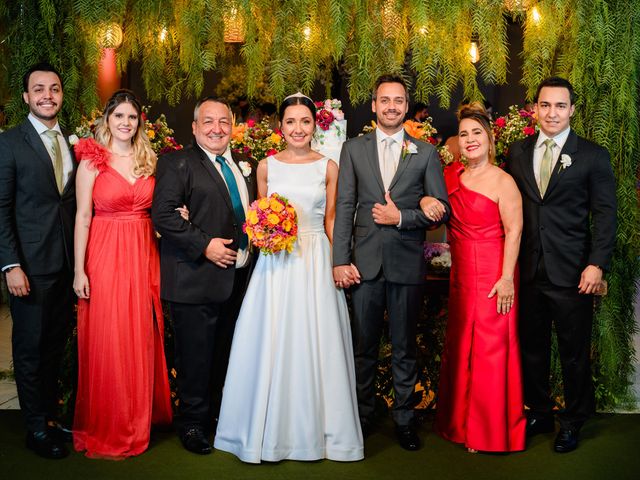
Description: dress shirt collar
xmin=375 ymin=127 xmax=405 ymax=145
xmin=536 ymin=126 xmax=571 ymax=151
xmin=28 ymin=113 xmax=62 ymax=136
xmin=198 ymin=143 xmax=233 ymax=164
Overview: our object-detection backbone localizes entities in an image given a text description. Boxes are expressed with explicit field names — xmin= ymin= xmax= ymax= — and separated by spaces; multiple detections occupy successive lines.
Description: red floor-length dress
xmin=73 ymin=139 xmax=172 ymax=459
xmin=435 ymin=162 xmax=525 ymax=452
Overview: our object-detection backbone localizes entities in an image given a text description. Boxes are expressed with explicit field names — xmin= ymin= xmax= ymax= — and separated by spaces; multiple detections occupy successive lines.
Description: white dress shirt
xmin=375 ymin=128 xmax=405 ymax=227
xmin=28 ymin=113 xmax=74 ymax=188
xmin=199 ymin=144 xmax=251 ymax=268
xmin=533 ymin=127 xmax=571 ymax=189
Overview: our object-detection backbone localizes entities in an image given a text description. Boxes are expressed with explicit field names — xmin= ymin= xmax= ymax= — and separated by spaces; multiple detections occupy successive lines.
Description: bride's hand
xmin=488 ymin=277 xmax=514 ymax=314
xmin=74 ymin=271 xmax=91 ymax=299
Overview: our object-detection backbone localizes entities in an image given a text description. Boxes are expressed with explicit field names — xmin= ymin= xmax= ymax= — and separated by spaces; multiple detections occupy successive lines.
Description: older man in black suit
xmin=0 ymin=62 xmax=76 ymax=459
xmin=507 ymin=77 xmax=616 ymax=453
xmin=152 ymin=97 xmax=255 ymax=455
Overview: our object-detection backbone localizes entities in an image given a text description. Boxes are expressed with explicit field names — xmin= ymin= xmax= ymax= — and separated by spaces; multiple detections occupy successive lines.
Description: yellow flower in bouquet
xmin=243 ymin=193 xmax=298 ymax=255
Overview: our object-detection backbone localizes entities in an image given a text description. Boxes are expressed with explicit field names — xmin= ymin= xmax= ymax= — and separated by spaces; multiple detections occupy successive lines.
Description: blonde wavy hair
xmin=93 ymin=89 xmax=157 ymax=177
xmin=457 ymin=101 xmax=496 ymax=164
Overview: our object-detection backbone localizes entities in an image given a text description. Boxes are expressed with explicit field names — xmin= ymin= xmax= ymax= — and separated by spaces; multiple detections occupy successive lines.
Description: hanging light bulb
xmin=97 ymin=23 xmax=123 ymax=49
xmin=224 ymin=6 xmax=245 ymax=43
xmin=303 ymin=25 xmax=312 ymax=41
xmin=158 ymin=27 xmax=168 ymax=43
xmin=469 ymin=41 xmax=479 ymax=63
xmin=531 ymin=6 xmax=542 ymax=24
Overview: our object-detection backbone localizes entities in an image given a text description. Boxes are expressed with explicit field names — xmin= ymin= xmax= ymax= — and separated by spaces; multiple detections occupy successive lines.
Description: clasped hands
xmin=333 ymin=264 xmax=361 ymax=289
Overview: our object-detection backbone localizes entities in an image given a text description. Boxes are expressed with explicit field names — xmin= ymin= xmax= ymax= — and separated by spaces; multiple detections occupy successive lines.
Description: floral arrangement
xmin=231 ymin=118 xmax=285 ymax=162
xmin=314 ymin=98 xmax=345 ymax=131
xmin=74 ymin=107 xmax=183 ymax=155
xmin=493 ymin=105 xmax=537 ymax=164
xmin=424 ymin=242 xmax=451 ymax=274
xmin=244 ymin=193 xmax=298 ymax=255
xmin=403 ymin=118 xmax=438 ymax=145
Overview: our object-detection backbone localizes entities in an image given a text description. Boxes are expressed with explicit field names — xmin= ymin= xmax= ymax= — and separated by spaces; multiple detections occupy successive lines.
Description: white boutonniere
xmin=68 ymin=134 xmax=79 ymax=145
xmin=560 ymin=154 xmax=572 ymax=169
xmin=401 ymin=140 xmax=418 ymax=159
xmin=238 ymin=160 xmax=252 ymax=177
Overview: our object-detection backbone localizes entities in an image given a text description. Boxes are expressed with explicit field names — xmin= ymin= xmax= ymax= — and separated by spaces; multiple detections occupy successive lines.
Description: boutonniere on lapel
xmin=68 ymin=134 xmax=80 ymax=146
xmin=560 ymin=154 xmax=572 ymax=170
xmin=401 ymin=140 xmax=418 ymax=160
xmin=238 ymin=160 xmax=252 ymax=178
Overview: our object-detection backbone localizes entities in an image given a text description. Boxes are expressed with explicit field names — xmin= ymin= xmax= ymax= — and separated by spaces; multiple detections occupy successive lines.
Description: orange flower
xmin=232 ymin=123 xmax=247 ymax=142
xmin=267 ymin=213 xmax=280 ymax=225
xmin=282 ymin=219 xmax=292 ymax=232
xmin=403 ymin=120 xmax=425 ymax=139
xmin=270 ymin=198 xmax=285 ymax=212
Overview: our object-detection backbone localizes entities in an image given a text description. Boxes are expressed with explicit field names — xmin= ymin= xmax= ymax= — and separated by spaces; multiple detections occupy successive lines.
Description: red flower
xmin=266 ymin=148 xmax=278 ymax=157
xmin=523 ymin=126 xmax=536 ymax=136
xmin=141 ymin=112 xmax=148 ymax=122
xmin=243 ymin=146 xmax=251 ymax=154
xmin=495 ymin=117 xmax=506 ymax=128
xmin=315 ymin=101 xmax=324 ymax=108
xmin=428 ymin=136 xmax=438 ymax=145
xmin=247 ymin=119 xmax=256 ymax=127
xmin=316 ymin=109 xmax=334 ymax=131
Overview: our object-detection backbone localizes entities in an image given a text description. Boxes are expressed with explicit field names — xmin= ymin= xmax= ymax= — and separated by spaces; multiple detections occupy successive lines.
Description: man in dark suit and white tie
xmin=333 ymin=74 xmax=449 ymax=451
xmin=0 ymin=62 xmax=76 ymax=459
xmin=152 ymin=97 xmax=255 ymax=455
xmin=507 ymin=77 xmax=617 ymax=453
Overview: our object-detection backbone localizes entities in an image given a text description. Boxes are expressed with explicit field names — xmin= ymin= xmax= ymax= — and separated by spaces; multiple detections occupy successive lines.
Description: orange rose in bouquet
xmin=244 ymin=193 xmax=298 ymax=254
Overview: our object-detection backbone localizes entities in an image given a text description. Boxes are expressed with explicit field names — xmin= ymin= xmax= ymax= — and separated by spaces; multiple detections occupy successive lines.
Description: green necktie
xmin=214 ymin=155 xmax=248 ymax=250
xmin=44 ymin=129 xmax=64 ymax=193
xmin=539 ymin=138 xmax=555 ymax=196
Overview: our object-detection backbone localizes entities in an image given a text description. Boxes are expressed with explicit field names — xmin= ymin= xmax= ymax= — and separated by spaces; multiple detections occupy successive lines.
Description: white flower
xmin=238 ymin=160 xmax=252 ymax=177
xmin=560 ymin=154 xmax=572 ymax=169
xmin=68 ymin=134 xmax=79 ymax=145
xmin=402 ymin=140 xmax=418 ymax=158
xmin=332 ymin=109 xmax=345 ymax=121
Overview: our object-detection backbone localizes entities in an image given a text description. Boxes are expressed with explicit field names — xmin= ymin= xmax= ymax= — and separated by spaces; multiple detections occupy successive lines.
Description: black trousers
xmin=519 ymin=256 xmax=594 ymax=430
xmin=169 ymin=267 xmax=249 ymax=435
xmin=10 ymin=267 xmax=74 ymax=433
xmin=350 ymin=269 xmax=424 ymax=427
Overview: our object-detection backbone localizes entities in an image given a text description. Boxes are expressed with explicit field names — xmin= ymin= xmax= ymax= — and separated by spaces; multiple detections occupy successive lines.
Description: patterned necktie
xmin=539 ymin=138 xmax=556 ymax=196
xmin=44 ymin=129 xmax=64 ymax=193
xmin=382 ymin=137 xmax=396 ymax=191
xmin=214 ymin=155 xmax=248 ymax=249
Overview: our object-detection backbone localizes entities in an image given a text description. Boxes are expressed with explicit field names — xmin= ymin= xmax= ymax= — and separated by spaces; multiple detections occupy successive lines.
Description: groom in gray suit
xmin=333 ymin=74 xmax=449 ymax=450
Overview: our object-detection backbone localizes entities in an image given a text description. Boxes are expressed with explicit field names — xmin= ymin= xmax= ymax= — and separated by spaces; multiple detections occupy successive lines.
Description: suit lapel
xmin=388 ymin=132 xmax=412 ymax=191
xmin=544 ymin=130 xmax=578 ymax=198
xmin=21 ymin=120 xmax=59 ymax=193
xmin=61 ymin=131 xmax=77 ymax=196
xmin=195 ymin=144 xmax=234 ymax=213
xmin=520 ymin=134 xmax=541 ymax=200
xmin=365 ymin=132 xmax=385 ymax=194
xmin=231 ymin=150 xmax=255 ymax=202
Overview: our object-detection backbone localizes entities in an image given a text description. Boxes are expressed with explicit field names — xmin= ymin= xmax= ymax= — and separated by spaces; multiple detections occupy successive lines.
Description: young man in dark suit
xmin=333 ymin=74 xmax=449 ymax=450
xmin=507 ymin=77 xmax=617 ymax=453
xmin=0 ymin=62 xmax=76 ymax=459
xmin=152 ymin=98 xmax=255 ymax=455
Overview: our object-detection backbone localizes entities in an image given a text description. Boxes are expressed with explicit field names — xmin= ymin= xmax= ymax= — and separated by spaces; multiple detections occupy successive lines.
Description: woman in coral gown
xmin=214 ymin=93 xmax=363 ymax=463
xmin=425 ymin=103 xmax=526 ymax=452
xmin=72 ymin=90 xmax=172 ymax=459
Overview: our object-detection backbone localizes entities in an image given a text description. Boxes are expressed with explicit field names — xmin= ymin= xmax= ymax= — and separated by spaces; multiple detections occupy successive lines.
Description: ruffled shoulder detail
xmin=443 ymin=161 xmax=465 ymax=196
xmin=73 ymin=137 xmax=111 ymax=172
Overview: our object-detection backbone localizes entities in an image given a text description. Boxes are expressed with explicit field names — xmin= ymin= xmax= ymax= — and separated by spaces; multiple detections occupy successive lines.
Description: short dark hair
xmin=193 ymin=96 xmax=232 ymax=121
xmin=278 ymin=94 xmax=317 ymax=123
xmin=372 ymin=74 xmax=409 ymax=101
xmin=22 ymin=62 xmax=63 ymax=92
xmin=411 ymin=102 xmax=428 ymax=116
xmin=534 ymin=76 xmax=576 ymax=105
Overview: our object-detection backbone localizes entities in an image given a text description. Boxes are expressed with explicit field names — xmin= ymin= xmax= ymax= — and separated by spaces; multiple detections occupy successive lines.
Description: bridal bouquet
xmin=244 ymin=193 xmax=298 ymax=254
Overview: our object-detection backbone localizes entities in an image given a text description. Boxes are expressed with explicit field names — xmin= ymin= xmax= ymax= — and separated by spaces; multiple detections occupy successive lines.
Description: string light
xmin=469 ymin=41 xmax=479 ymax=63
xmin=531 ymin=5 xmax=542 ymax=24
xmin=303 ymin=25 xmax=311 ymax=41
xmin=158 ymin=27 xmax=168 ymax=43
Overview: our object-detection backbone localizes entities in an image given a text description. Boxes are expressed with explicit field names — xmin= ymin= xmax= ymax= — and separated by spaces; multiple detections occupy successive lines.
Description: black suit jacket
xmin=507 ymin=130 xmax=616 ymax=287
xmin=152 ymin=143 xmax=256 ymax=304
xmin=333 ymin=131 xmax=450 ymax=284
xmin=0 ymin=119 xmax=76 ymax=275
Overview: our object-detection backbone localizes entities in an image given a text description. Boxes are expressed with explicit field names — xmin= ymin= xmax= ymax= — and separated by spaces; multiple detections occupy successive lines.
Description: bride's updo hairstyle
xmin=457 ymin=101 xmax=495 ymax=163
xmin=278 ymin=92 xmax=317 ymax=126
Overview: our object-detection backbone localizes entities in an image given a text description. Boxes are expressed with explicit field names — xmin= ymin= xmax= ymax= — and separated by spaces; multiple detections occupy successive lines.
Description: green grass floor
xmin=1 ymin=411 xmax=638 ymax=480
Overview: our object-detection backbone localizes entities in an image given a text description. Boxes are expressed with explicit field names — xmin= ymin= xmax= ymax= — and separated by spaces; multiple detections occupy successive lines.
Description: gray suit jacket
xmin=333 ymin=131 xmax=449 ymax=284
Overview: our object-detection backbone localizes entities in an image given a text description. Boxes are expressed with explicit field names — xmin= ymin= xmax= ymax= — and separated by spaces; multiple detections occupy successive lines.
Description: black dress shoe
xmin=554 ymin=428 xmax=579 ymax=453
xmin=48 ymin=424 xmax=73 ymax=443
xmin=180 ymin=427 xmax=211 ymax=455
xmin=526 ymin=417 xmax=555 ymax=437
xmin=26 ymin=431 xmax=69 ymax=459
xmin=395 ymin=426 xmax=421 ymax=451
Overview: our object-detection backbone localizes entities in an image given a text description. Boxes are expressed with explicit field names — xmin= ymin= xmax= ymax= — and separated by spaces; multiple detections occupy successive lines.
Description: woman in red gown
xmin=72 ymin=90 xmax=172 ymax=459
xmin=424 ymin=103 xmax=525 ymax=452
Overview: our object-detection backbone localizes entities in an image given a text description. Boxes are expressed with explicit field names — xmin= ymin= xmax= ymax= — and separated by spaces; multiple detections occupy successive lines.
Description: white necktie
xmin=382 ymin=137 xmax=396 ymax=191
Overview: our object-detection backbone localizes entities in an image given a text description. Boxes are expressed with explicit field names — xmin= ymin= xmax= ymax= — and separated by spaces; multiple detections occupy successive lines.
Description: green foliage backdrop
xmin=0 ymin=0 xmax=638 ymax=409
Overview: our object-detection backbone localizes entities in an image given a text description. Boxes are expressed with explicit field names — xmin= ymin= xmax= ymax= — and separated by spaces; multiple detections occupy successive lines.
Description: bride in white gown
xmin=214 ymin=93 xmax=364 ymax=463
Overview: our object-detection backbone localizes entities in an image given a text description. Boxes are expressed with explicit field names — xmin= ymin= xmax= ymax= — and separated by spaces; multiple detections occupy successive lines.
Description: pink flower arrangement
xmin=315 ymin=99 xmax=343 ymax=131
